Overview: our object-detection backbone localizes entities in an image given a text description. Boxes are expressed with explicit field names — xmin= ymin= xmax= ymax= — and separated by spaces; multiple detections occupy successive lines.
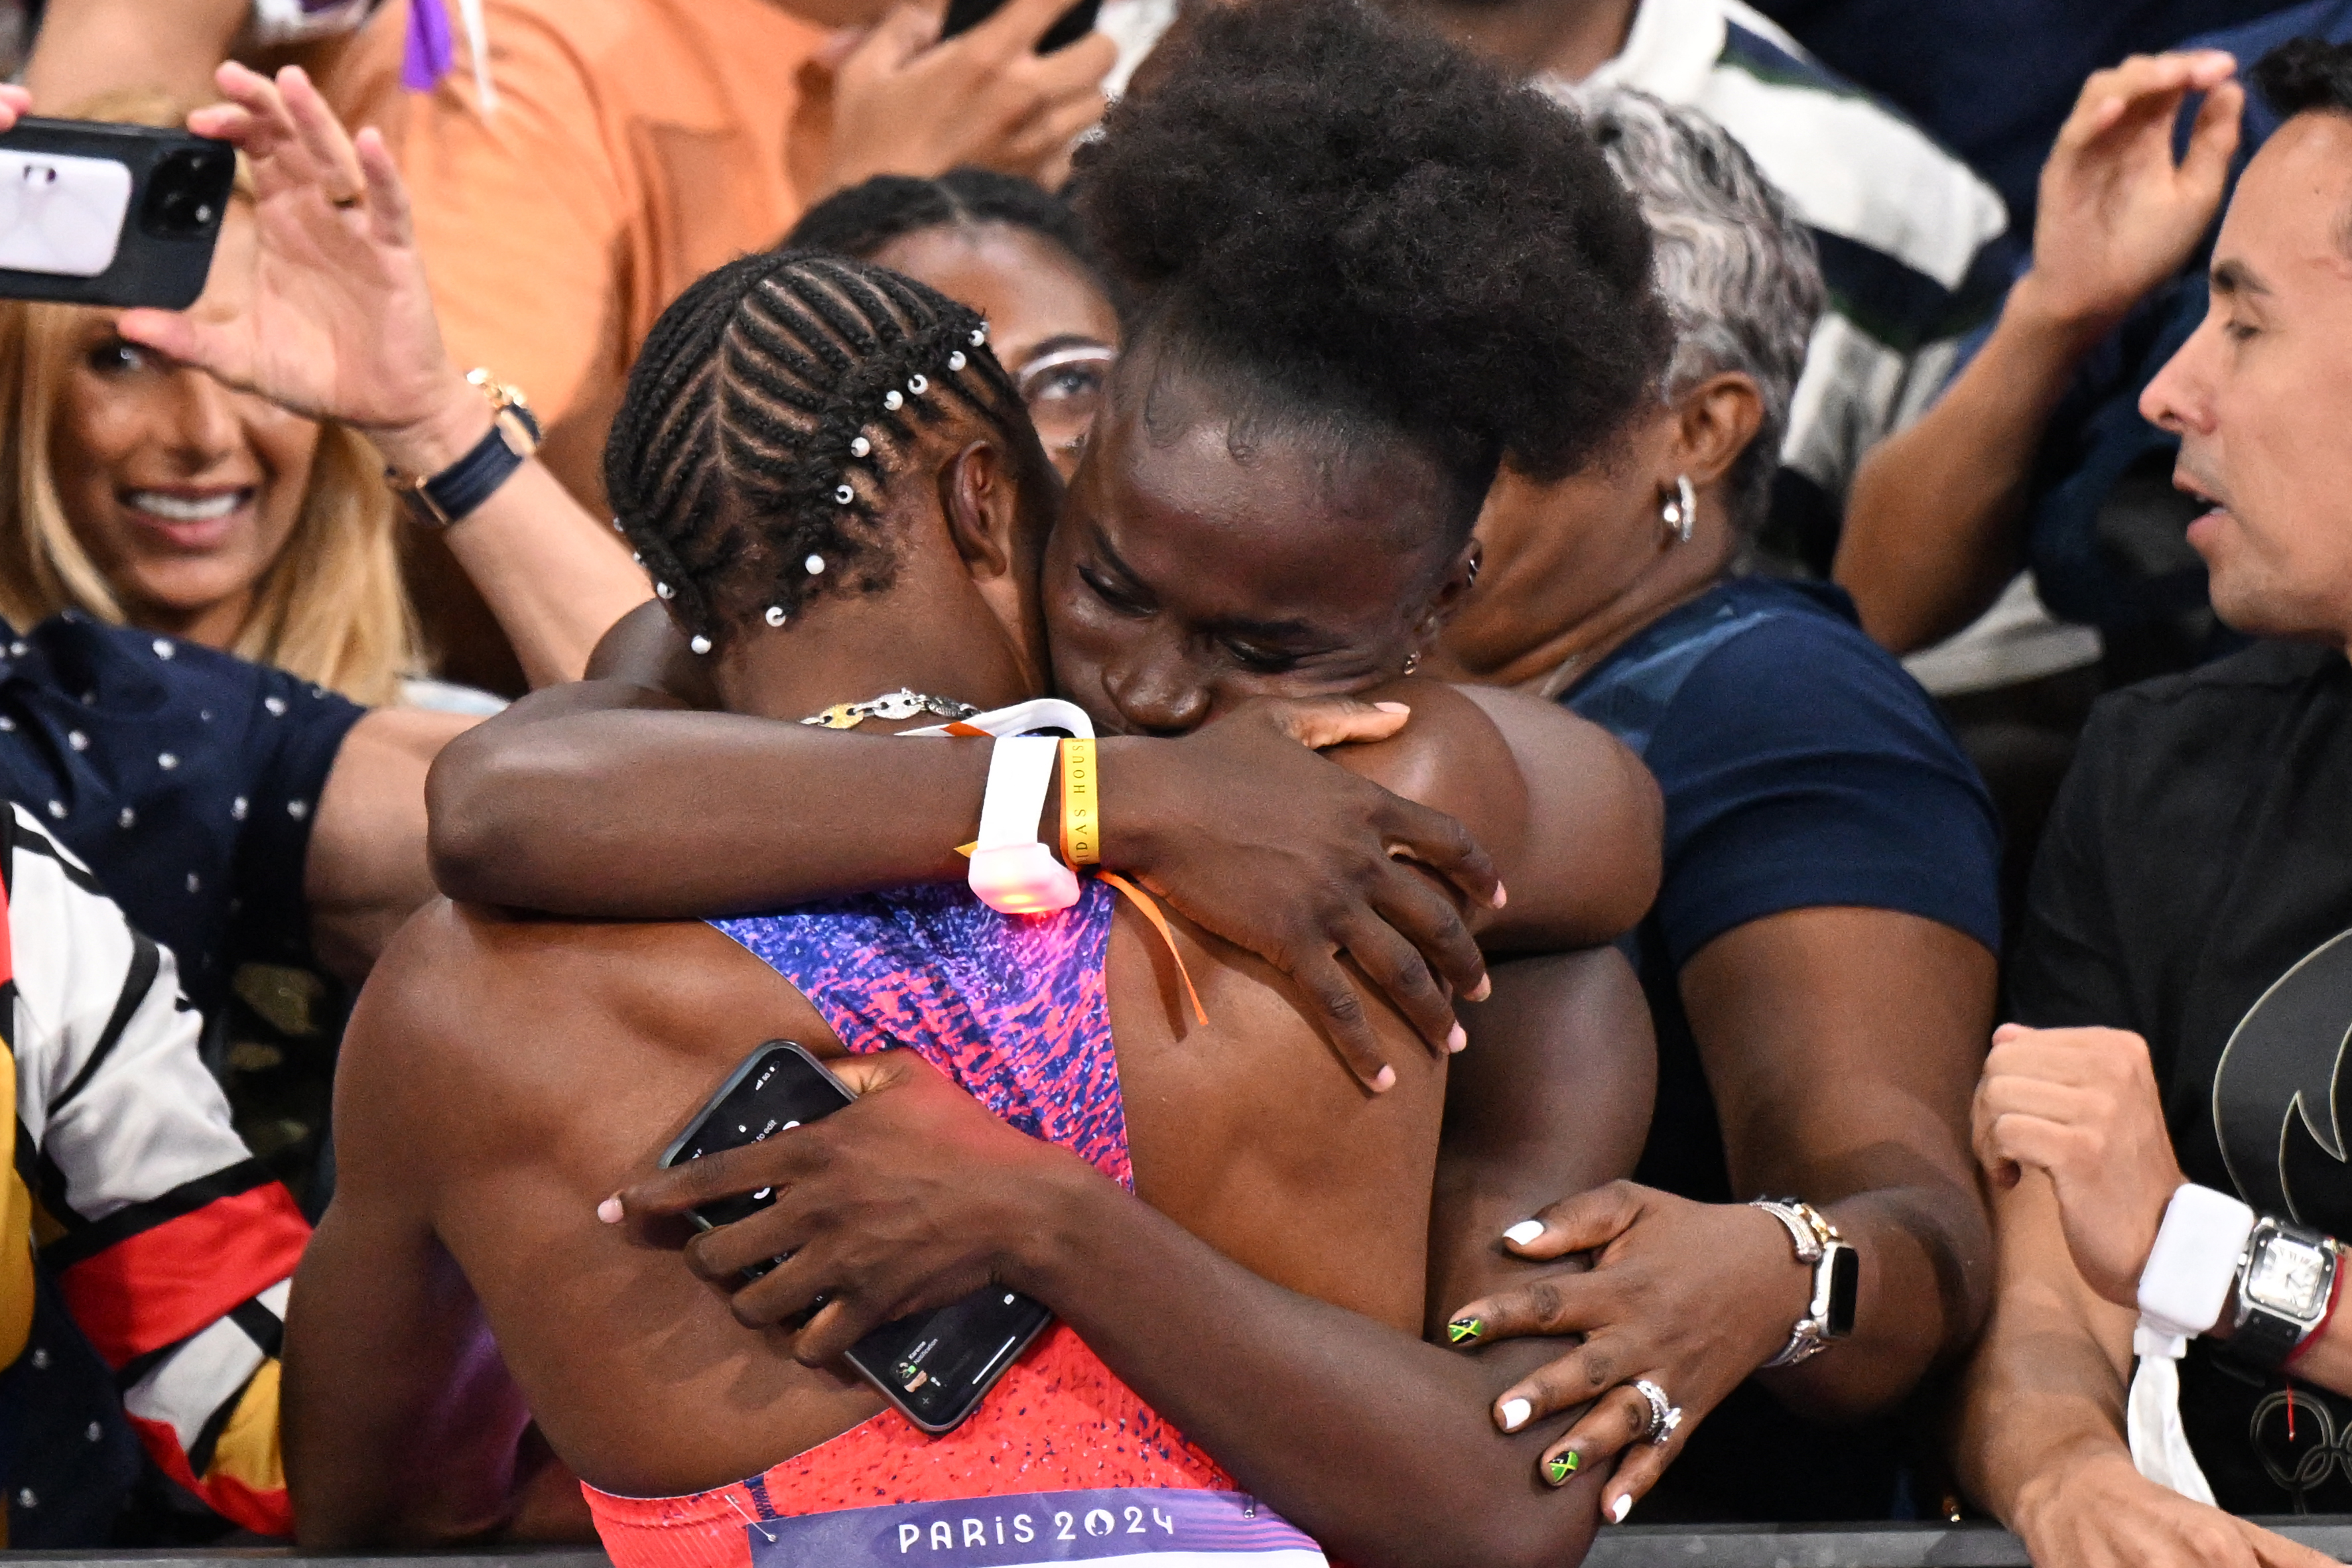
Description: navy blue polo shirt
xmin=1563 ymin=576 xmax=2000 ymax=1521
xmin=0 ymin=611 xmax=364 ymax=1014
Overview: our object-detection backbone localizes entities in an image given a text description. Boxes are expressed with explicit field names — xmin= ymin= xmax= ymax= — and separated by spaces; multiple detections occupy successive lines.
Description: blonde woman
xmin=0 ymin=91 xmax=639 ymax=706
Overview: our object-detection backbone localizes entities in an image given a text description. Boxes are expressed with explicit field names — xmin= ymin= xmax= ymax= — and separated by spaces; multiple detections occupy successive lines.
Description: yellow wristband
xmin=1059 ymin=738 xmax=1100 ymax=866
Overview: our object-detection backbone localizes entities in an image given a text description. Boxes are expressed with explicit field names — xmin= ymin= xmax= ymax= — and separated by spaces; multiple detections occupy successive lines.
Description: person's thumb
xmin=815 ymin=22 xmax=875 ymax=74
xmin=1259 ymin=696 xmax=1412 ymax=751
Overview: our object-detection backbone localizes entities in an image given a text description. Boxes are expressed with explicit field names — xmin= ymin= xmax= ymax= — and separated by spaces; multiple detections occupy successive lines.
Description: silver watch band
xmin=1750 ymin=1199 xmax=1844 ymax=1369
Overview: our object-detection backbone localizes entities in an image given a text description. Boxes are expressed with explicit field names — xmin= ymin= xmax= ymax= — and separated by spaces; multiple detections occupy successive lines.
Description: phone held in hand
xmin=661 ymin=1041 xmax=1055 ymax=1435
xmin=0 ymin=119 xmax=234 ymax=310
xmin=940 ymin=0 xmax=1104 ymax=53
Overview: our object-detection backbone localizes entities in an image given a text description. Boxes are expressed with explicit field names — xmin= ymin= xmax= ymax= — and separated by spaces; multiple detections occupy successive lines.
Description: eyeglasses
xmin=1015 ymin=344 xmax=1116 ymax=459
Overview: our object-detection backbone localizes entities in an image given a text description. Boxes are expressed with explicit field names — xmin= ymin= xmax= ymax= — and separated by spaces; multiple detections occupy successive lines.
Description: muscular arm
xmin=1691 ymin=908 xmax=1996 ymax=1420
xmin=304 ymin=707 xmax=475 ymax=980
xmin=283 ymin=963 xmax=544 ymax=1547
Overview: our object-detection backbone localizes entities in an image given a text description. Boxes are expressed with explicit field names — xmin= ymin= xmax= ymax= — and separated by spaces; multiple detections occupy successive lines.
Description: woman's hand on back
xmin=115 ymin=62 xmax=488 ymax=476
xmin=1102 ymin=698 xmax=1504 ymax=1088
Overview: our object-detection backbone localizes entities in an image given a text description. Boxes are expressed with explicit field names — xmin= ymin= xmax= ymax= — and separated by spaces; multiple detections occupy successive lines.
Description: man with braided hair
xmin=287 ymin=228 xmax=1661 ymax=1566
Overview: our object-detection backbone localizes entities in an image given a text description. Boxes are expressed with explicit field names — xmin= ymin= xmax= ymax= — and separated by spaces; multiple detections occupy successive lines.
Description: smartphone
xmin=940 ymin=0 xmax=1103 ymax=54
xmin=661 ymin=1042 xmax=1056 ymax=1435
xmin=0 ymin=119 xmax=235 ymax=310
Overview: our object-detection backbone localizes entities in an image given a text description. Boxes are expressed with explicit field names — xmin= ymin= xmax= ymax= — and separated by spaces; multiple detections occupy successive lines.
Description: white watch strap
xmin=975 ymin=736 xmax=1060 ymax=852
xmin=2128 ymin=1321 xmax=2217 ymax=1504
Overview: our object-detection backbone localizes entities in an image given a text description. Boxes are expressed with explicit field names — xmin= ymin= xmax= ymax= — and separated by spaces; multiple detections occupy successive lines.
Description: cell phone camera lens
xmin=137 ymin=146 xmax=235 ymax=240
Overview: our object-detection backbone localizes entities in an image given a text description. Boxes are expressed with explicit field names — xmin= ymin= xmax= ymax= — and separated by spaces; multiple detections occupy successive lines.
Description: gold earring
xmin=1404 ymin=650 xmax=1423 ymax=676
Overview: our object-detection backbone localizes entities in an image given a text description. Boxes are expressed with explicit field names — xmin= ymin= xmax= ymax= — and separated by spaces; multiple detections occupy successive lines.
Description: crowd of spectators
xmin=0 ymin=1 xmax=2349 ymax=1566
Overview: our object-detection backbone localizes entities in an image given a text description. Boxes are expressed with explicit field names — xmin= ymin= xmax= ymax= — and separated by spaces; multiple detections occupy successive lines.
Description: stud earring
xmin=1662 ymin=474 xmax=1697 ymax=545
xmin=1403 ymin=650 xmax=1423 ymax=676
xmin=1465 ymin=556 xmax=1482 ymax=588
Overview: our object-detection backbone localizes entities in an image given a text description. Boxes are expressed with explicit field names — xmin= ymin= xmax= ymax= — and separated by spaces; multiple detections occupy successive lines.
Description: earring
xmin=1403 ymin=650 xmax=1423 ymax=676
xmin=1661 ymin=475 xmax=1697 ymax=546
xmin=1465 ymin=556 xmax=1482 ymax=588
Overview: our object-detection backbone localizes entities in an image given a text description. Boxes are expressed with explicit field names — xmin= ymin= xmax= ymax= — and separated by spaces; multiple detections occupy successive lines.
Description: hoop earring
xmin=1403 ymin=650 xmax=1423 ymax=676
xmin=1661 ymin=475 xmax=1697 ymax=546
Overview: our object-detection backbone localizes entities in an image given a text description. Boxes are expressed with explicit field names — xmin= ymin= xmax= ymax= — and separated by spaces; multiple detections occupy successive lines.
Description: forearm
xmin=1949 ymin=1175 xmax=2136 ymax=1525
xmin=373 ymin=401 xmax=649 ymax=688
xmin=1835 ymin=278 xmax=2113 ymax=654
xmin=1019 ymin=1172 xmax=1599 ymax=1568
xmin=25 ymin=0 xmax=243 ymax=107
xmin=427 ymin=692 xmax=997 ymax=914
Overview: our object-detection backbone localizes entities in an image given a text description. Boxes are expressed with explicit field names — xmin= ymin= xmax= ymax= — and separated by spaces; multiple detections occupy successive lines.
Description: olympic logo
xmin=2249 ymin=1389 xmax=2352 ymax=1498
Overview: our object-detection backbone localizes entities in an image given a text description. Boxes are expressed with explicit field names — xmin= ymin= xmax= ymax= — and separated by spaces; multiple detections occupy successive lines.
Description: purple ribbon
xmin=402 ymin=0 xmax=456 ymax=92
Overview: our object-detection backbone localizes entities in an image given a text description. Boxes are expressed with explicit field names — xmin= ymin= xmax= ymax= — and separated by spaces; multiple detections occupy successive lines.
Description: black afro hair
xmin=1071 ymin=0 xmax=1672 ymax=518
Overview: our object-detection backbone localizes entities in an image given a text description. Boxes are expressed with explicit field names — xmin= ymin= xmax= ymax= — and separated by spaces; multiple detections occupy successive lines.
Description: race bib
xmin=744 ymin=1487 xmax=1327 ymax=1567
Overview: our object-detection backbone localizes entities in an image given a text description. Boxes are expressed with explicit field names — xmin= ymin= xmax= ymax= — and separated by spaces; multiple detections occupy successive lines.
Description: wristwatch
xmin=1751 ymin=1199 xmax=1860 ymax=1368
xmin=387 ymin=368 xmax=542 ymax=529
xmin=2224 ymin=1217 xmax=2339 ymax=1372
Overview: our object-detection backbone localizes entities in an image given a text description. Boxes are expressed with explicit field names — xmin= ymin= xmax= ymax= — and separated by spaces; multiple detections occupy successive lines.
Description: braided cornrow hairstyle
xmin=605 ymin=249 xmax=1029 ymax=650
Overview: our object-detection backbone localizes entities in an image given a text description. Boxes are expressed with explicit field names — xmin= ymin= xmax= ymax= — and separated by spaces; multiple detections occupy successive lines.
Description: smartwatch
xmin=2225 ymin=1217 xmax=2339 ymax=1372
xmin=1752 ymin=1199 xmax=1859 ymax=1368
xmin=388 ymin=369 xmax=542 ymax=529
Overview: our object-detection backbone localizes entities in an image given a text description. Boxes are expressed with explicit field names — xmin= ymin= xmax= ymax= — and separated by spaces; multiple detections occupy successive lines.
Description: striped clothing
xmin=2 ymin=804 xmax=307 ymax=1543
xmin=1551 ymin=0 xmax=2015 ymax=505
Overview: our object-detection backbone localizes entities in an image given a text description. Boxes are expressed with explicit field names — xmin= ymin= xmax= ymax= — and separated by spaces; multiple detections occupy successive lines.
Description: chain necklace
xmin=799 ymin=688 xmax=982 ymax=730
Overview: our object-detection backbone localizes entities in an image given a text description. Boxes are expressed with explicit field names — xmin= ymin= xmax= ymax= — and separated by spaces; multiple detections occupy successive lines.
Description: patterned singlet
xmin=580 ymin=882 xmax=1326 ymax=1568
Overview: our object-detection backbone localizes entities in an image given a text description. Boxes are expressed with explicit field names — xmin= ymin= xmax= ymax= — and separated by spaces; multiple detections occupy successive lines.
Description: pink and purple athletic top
xmin=580 ymin=883 xmax=1326 ymax=1568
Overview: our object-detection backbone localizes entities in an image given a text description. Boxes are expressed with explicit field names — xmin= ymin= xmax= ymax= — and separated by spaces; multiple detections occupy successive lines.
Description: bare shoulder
xmin=1330 ymin=680 xmax=1662 ymax=948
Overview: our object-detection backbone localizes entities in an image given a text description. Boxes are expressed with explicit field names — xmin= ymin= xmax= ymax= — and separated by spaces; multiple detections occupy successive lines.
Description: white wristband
xmin=2136 ymin=1183 xmax=2256 ymax=1339
xmin=968 ymin=736 xmax=1079 ymax=915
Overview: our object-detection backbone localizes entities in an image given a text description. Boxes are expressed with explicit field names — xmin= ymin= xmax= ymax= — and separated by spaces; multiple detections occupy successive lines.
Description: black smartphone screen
xmin=660 ymin=1042 xmax=1055 ymax=1433
xmin=939 ymin=0 xmax=1102 ymax=53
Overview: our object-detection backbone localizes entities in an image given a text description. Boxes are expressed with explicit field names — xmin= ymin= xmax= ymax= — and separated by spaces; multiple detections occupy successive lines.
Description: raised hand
xmin=2022 ymin=50 xmax=2245 ymax=336
xmin=117 ymin=62 xmax=487 ymax=474
xmin=816 ymin=0 xmax=1117 ymax=196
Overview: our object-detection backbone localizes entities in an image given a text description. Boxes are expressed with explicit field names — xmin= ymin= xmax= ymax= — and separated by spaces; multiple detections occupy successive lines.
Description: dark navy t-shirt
xmin=1563 ymin=576 xmax=2000 ymax=1520
xmin=0 ymin=611 xmax=363 ymax=1017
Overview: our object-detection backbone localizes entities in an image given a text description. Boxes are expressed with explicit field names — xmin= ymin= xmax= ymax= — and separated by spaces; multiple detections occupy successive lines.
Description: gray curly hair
xmin=1561 ymin=86 xmax=1825 ymax=533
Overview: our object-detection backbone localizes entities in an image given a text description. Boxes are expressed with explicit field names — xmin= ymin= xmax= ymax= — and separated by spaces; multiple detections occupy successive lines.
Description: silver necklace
xmin=799 ymin=688 xmax=982 ymax=730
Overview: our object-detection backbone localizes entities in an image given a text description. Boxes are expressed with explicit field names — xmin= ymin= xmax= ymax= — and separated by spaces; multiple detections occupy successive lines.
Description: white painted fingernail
xmin=597 ymin=1195 xmax=624 ymax=1224
xmin=1504 ymin=1220 xmax=1546 ymax=1247
xmin=1610 ymin=1495 xmax=1632 ymax=1524
xmin=1498 ymin=1398 xmax=1532 ymax=1432
xmin=1447 ymin=1023 xmax=1468 ymax=1054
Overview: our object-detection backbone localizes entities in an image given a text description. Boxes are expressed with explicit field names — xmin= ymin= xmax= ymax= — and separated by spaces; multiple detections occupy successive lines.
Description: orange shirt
xmin=330 ymin=0 xmax=836 ymax=510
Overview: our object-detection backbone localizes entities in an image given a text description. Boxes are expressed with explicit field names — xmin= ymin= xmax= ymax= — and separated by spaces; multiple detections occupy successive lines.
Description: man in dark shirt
xmin=1952 ymin=38 xmax=2352 ymax=1568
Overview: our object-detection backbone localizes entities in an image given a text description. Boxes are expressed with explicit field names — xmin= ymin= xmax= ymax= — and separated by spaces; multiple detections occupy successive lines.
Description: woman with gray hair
xmin=1429 ymin=90 xmax=2004 ymax=1527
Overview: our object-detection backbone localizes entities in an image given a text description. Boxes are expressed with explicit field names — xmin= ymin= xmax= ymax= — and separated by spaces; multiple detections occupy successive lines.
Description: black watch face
xmin=1824 ymin=1244 xmax=1860 ymax=1339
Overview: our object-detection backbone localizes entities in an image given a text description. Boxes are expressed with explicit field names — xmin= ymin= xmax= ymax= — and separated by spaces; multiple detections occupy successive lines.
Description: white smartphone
xmin=0 ymin=149 xmax=133 ymax=278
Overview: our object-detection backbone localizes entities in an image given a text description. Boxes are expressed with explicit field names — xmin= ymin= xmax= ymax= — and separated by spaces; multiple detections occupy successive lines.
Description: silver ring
xmin=1632 ymin=1378 xmax=1683 ymax=1447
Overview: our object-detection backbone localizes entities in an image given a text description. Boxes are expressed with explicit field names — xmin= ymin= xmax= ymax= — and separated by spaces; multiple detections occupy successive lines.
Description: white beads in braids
xmin=765 ymin=606 xmax=787 ymax=627
xmin=850 ymin=436 xmax=871 ymax=458
xmin=948 ymin=351 xmax=966 ymax=372
xmin=883 ymin=389 xmax=904 ymax=411
xmin=834 ymin=484 xmax=855 ymax=505
xmin=805 ymin=554 xmax=826 ymax=575
xmin=655 ymin=581 xmax=674 ymax=600
xmin=908 ymin=374 xmax=928 ymax=395
xmin=689 ymin=635 xmax=712 ymax=655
